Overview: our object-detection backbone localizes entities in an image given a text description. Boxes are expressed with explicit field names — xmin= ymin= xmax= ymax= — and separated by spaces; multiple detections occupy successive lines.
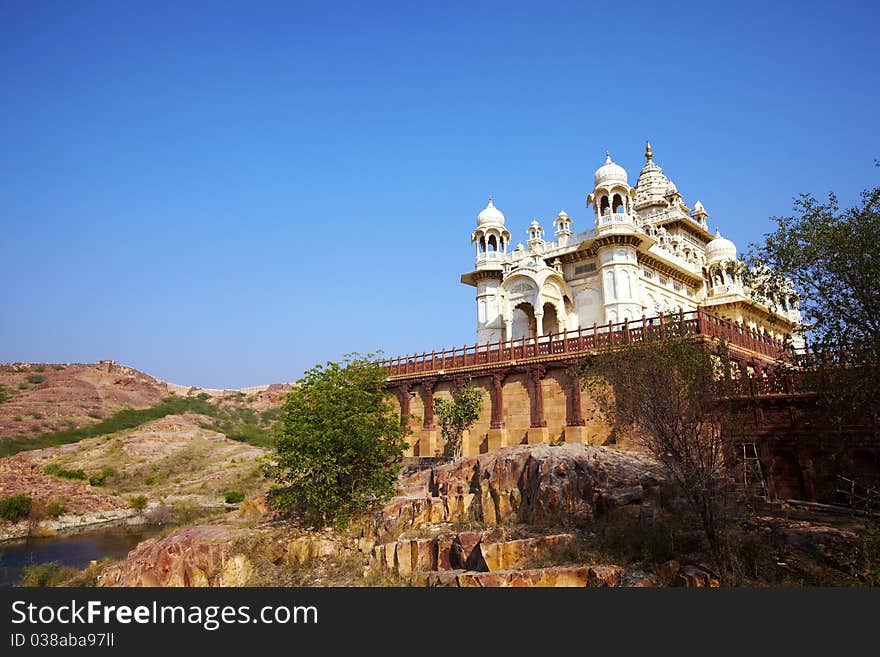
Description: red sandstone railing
xmin=381 ymin=308 xmax=789 ymax=378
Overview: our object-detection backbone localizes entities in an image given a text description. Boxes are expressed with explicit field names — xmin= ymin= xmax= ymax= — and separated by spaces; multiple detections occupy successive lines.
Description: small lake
xmin=0 ymin=523 xmax=165 ymax=587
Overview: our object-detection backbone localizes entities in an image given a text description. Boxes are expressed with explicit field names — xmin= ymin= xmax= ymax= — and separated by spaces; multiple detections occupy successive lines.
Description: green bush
xmin=88 ymin=467 xmax=117 ymax=487
xmin=224 ymin=490 xmax=245 ymax=504
xmin=268 ymin=353 xmax=409 ymax=527
xmin=43 ymin=464 xmax=87 ymax=481
xmin=18 ymin=561 xmax=79 ymax=587
xmin=26 ymin=374 xmax=46 ymax=385
xmin=128 ymin=495 xmax=148 ymax=512
xmin=86 ymin=410 xmax=103 ymax=419
xmin=28 ymin=412 xmax=43 ymax=419
xmin=0 ymin=494 xmax=33 ymax=522
xmin=45 ymin=501 xmax=66 ymax=518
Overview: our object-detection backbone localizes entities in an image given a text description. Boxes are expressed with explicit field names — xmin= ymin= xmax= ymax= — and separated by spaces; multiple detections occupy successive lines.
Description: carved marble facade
xmin=461 ymin=143 xmax=802 ymax=344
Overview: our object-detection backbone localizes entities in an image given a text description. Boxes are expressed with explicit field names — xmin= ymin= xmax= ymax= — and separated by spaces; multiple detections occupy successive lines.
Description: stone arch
xmin=511 ymin=302 xmax=536 ymax=340
xmin=542 ymin=302 xmax=560 ymax=335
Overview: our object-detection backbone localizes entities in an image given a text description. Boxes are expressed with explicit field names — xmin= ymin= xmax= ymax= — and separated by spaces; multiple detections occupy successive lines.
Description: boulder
xmin=586 ymin=565 xmax=625 ymax=587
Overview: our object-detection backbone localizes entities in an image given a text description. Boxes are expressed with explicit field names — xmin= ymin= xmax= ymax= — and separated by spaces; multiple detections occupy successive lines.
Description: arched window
xmin=612 ymin=194 xmax=623 ymax=213
xmin=600 ymin=195 xmax=610 ymax=214
xmin=488 ymin=234 xmax=498 ymax=252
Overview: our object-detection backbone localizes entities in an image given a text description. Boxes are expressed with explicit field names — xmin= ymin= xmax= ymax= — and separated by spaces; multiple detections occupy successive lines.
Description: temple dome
xmin=593 ymin=152 xmax=628 ymax=187
xmin=705 ymin=230 xmax=738 ymax=262
xmin=477 ymin=198 xmax=505 ymax=226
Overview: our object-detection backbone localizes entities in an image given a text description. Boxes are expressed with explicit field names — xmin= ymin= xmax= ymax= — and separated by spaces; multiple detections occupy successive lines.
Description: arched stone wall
xmin=389 ymin=361 xmax=615 ymax=458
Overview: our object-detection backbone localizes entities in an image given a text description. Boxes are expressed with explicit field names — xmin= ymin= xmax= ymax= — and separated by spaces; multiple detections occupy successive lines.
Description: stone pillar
xmin=527 ymin=366 xmax=549 ymax=445
xmin=395 ymin=383 xmax=411 ymax=427
xmin=797 ymin=448 xmax=817 ymax=502
xmin=420 ymin=379 xmax=438 ymax=457
xmin=535 ymin=311 xmax=544 ymax=337
xmin=488 ymin=371 xmax=508 ymax=450
xmin=565 ymin=370 xmax=587 ymax=444
xmin=394 ymin=383 xmax=414 ymax=456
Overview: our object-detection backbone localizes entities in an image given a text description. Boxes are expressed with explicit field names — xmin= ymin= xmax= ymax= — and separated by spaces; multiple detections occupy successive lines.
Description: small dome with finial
xmin=705 ymin=229 xmax=738 ymax=263
xmin=477 ymin=197 xmax=505 ymax=226
xmin=593 ymin=151 xmax=628 ymax=187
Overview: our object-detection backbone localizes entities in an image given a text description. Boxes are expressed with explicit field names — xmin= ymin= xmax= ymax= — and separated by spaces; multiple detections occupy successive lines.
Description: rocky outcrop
xmin=99 ymin=526 xmax=252 ymax=587
xmin=100 ymin=444 xmax=665 ymax=588
xmin=369 ymin=444 xmax=664 ymax=540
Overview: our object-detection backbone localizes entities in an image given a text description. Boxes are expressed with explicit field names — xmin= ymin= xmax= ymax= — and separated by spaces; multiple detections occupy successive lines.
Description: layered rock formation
xmin=100 ymin=444 xmax=667 ymax=588
xmin=368 ymin=443 xmax=665 ymax=540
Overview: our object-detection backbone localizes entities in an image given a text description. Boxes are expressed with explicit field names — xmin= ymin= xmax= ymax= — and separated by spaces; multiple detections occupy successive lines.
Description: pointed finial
xmin=715 ymin=228 xmax=721 ymax=238
xmin=645 ymin=141 xmax=653 ymax=162
xmin=605 ymin=150 xmax=612 ymax=164
xmin=487 ymin=195 xmax=494 ymax=207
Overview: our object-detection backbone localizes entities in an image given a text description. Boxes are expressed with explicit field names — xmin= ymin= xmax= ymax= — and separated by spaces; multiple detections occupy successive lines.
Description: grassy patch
xmin=45 ymin=500 xmax=67 ymax=518
xmin=201 ymin=404 xmax=280 ymax=448
xmin=43 ymin=464 xmax=87 ymax=481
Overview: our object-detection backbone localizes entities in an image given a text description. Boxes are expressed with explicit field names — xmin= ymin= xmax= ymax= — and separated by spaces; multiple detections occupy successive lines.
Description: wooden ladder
xmin=742 ymin=442 xmax=768 ymax=498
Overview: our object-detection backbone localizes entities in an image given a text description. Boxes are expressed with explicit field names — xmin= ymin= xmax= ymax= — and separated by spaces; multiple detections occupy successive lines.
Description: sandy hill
xmin=0 ymin=361 xmax=291 ymax=444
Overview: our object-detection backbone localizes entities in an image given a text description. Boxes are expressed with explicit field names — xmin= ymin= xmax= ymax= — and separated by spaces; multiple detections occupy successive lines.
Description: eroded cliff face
xmin=99 ymin=444 xmax=667 ymax=587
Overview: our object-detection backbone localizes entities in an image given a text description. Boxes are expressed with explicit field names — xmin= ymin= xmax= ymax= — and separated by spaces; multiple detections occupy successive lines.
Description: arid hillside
xmin=0 ymin=361 xmax=292 ymax=451
xmin=0 ymin=362 xmax=167 ymax=439
xmin=0 ymin=361 xmax=291 ymax=540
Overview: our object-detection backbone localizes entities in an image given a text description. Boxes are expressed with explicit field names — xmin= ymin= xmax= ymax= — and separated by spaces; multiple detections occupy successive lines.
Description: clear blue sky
xmin=1 ymin=1 xmax=878 ymax=388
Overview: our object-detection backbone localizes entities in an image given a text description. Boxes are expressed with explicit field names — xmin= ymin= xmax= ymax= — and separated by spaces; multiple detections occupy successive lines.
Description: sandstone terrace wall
xmin=388 ymin=361 xmax=612 ymax=458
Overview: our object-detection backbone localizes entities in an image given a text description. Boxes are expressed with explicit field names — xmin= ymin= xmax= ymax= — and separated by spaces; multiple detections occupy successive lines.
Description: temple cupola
xmin=471 ymin=197 xmax=511 ymax=266
xmin=553 ymin=210 xmax=573 ymax=246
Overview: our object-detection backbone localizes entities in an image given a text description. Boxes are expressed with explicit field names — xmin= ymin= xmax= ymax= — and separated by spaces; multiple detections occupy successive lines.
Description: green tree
xmin=744 ymin=184 xmax=880 ymax=359
xmin=267 ymin=353 xmax=409 ymax=527
xmin=433 ymin=383 xmax=483 ymax=459
xmin=744 ymin=181 xmax=880 ymax=431
xmin=581 ymin=327 xmax=737 ymax=581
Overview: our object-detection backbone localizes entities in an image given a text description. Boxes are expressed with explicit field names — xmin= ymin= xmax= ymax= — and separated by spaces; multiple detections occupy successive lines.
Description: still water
xmin=0 ymin=523 xmax=164 ymax=587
